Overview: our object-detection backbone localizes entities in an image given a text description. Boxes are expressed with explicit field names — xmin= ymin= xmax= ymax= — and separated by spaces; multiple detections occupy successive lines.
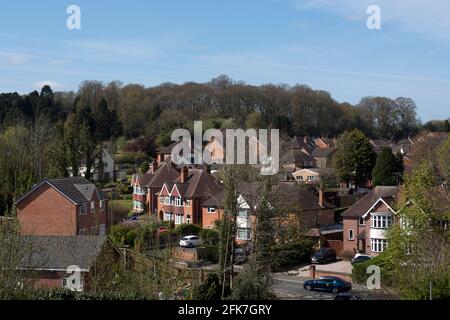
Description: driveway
xmin=279 ymin=260 xmax=353 ymax=277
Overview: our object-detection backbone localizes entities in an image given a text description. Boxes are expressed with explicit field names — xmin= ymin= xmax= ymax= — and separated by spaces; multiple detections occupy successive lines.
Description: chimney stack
xmin=181 ymin=166 xmax=189 ymax=183
xmin=151 ymin=159 xmax=158 ymax=174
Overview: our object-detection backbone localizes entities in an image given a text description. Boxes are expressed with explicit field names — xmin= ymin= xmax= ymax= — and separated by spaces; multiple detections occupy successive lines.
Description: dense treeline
xmin=2 ymin=75 xmax=435 ymax=145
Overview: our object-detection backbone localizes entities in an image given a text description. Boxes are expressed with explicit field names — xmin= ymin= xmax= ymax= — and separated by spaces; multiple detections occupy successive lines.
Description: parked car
xmin=157 ymin=226 xmax=168 ymax=233
xmin=351 ymin=254 xmax=372 ymax=265
xmin=179 ymin=235 xmax=202 ymax=248
xmin=334 ymin=292 xmax=362 ymax=300
xmin=310 ymin=248 xmax=337 ymax=264
xmin=304 ymin=276 xmax=352 ymax=294
xmin=233 ymin=248 xmax=248 ymax=264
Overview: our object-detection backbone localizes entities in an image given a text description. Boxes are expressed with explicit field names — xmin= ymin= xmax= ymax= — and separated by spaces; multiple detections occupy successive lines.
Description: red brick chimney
xmin=181 ymin=167 xmax=189 ymax=183
xmin=151 ymin=159 xmax=158 ymax=173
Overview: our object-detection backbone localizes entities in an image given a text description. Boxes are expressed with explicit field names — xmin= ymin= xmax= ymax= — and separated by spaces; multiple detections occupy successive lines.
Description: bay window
xmin=371 ymin=238 xmax=387 ymax=253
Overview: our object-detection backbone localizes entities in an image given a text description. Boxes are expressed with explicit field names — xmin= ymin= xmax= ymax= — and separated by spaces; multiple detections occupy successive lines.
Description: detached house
xmin=201 ymin=191 xmax=254 ymax=245
xmin=275 ymin=182 xmax=343 ymax=250
xmin=342 ymin=186 xmax=399 ymax=256
xmin=16 ymin=177 xmax=109 ymax=236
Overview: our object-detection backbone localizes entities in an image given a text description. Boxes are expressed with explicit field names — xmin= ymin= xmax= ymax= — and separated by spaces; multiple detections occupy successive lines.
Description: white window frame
xmin=348 ymin=229 xmax=355 ymax=240
xmin=91 ymin=201 xmax=95 ymax=211
xmin=371 ymin=214 xmax=392 ymax=229
xmin=359 ymin=217 xmax=365 ymax=226
xmin=175 ymin=214 xmax=184 ymax=225
xmin=186 ymin=199 xmax=191 ymax=207
xmin=237 ymin=227 xmax=251 ymax=240
xmin=164 ymin=212 xmax=173 ymax=221
xmin=371 ymin=238 xmax=387 ymax=253
xmin=207 ymin=207 xmax=216 ymax=213
xmin=175 ymin=197 xmax=183 ymax=207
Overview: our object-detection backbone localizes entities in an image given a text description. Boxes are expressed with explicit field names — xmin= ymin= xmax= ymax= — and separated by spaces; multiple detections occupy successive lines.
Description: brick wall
xmin=17 ymin=184 xmax=77 ymax=235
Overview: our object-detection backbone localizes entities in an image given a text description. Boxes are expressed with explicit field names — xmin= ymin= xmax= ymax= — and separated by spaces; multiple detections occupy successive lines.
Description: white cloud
xmin=33 ymin=80 xmax=63 ymax=91
xmin=294 ymin=0 xmax=450 ymax=42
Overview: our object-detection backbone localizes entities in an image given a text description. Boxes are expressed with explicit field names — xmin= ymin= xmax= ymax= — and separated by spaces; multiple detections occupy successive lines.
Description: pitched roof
xmin=203 ymin=189 xmax=225 ymax=207
xmin=275 ymin=182 xmax=334 ymax=210
xmin=311 ymin=147 xmax=337 ymax=157
xmin=16 ymin=177 xmax=108 ymax=205
xmin=181 ymin=169 xmax=223 ymax=199
xmin=146 ymin=161 xmax=180 ymax=188
xmin=18 ymin=236 xmax=109 ymax=271
xmin=341 ymin=186 xmax=399 ymax=218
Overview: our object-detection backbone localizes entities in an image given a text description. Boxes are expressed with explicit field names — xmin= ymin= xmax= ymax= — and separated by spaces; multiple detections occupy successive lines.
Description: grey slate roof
xmin=311 ymin=147 xmax=337 ymax=158
xmin=341 ymin=186 xmax=399 ymax=218
xmin=16 ymin=177 xmax=109 ymax=205
xmin=18 ymin=236 xmax=108 ymax=271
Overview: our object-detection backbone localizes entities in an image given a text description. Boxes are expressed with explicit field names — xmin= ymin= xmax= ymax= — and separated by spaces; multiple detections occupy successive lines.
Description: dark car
xmin=351 ymin=254 xmax=372 ymax=265
xmin=233 ymin=248 xmax=248 ymax=264
xmin=310 ymin=248 xmax=337 ymax=264
xmin=304 ymin=276 xmax=352 ymax=294
xmin=334 ymin=292 xmax=362 ymax=300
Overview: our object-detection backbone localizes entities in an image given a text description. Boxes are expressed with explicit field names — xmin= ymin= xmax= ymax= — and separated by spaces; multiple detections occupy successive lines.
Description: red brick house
xmin=341 ymin=186 xmax=399 ymax=257
xmin=156 ymin=166 xmax=222 ymax=226
xmin=275 ymin=182 xmax=343 ymax=250
xmin=131 ymin=160 xmax=180 ymax=215
xmin=16 ymin=177 xmax=109 ymax=236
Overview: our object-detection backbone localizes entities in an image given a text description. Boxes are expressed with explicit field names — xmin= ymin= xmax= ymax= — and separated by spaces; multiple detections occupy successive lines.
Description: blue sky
xmin=0 ymin=0 xmax=449 ymax=121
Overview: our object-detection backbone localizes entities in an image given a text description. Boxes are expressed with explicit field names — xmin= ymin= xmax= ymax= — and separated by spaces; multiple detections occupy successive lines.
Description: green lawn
xmin=111 ymin=199 xmax=133 ymax=211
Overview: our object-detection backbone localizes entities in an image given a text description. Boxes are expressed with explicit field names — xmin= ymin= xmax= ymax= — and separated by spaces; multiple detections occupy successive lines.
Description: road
xmin=272 ymin=275 xmax=373 ymax=300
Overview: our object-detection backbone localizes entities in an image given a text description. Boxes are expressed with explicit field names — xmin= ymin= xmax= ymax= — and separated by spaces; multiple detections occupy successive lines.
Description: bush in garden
xmin=174 ymin=224 xmax=202 ymax=237
xmin=199 ymin=228 xmax=219 ymax=246
xmin=271 ymin=239 xmax=315 ymax=271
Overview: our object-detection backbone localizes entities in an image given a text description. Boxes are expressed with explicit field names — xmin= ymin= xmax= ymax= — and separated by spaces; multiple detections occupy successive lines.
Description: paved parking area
xmin=279 ymin=260 xmax=353 ymax=277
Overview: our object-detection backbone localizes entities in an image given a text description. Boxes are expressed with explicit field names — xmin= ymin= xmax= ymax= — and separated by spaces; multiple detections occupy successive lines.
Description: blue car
xmin=303 ymin=276 xmax=352 ymax=294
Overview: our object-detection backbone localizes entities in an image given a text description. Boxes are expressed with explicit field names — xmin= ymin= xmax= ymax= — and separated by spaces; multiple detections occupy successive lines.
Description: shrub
xmin=193 ymin=273 xmax=222 ymax=300
xmin=352 ymin=253 xmax=392 ymax=285
xmin=174 ymin=224 xmax=202 ymax=237
xmin=199 ymin=228 xmax=219 ymax=246
xmin=111 ymin=204 xmax=131 ymax=225
xmin=271 ymin=239 xmax=315 ymax=271
xmin=198 ymin=245 xmax=219 ymax=263
xmin=109 ymin=223 xmax=138 ymax=247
